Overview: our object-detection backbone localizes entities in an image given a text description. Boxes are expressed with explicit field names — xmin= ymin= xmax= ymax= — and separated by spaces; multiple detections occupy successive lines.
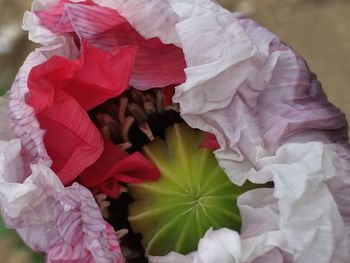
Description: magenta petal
xmin=36 ymin=2 xmax=186 ymax=89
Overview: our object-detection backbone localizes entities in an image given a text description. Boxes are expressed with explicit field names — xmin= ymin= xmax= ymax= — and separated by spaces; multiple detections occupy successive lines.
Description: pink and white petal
xmin=238 ymin=188 xmax=279 ymax=239
xmin=23 ymin=10 xmax=79 ymax=58
xmin=9 ymin=11 xmax=80 ymax=175
xmin=8 ymin=51 xmax=53 ymax=175
xmin=170 ymin=3 xmax=347 ymax=185
xmin=0 ymin=139 xmax=122 ymax=263
xmin=149 ymin=228 xmax=242 ymax=263
xmin=251 ymin=248 xmax=289 ymax=263
xmin=36 ymin=2 xmax=186 ymax=90
xmin=193 ymin=228 xmax=242 ymax=263
xmin=93 ymin=0 xmax=180 ymax=45
xmin=239 ymin=143 xmax=350 ymax=263
xmin=149 ymin=252 xmax=194 ymax=263
xmin=327 ymin=181 xmax=350 ymax=247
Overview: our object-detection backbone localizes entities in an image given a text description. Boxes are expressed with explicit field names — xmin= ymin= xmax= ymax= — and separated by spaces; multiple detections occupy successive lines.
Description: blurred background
xmin=0 ymin=0 xmax=349 ymax=261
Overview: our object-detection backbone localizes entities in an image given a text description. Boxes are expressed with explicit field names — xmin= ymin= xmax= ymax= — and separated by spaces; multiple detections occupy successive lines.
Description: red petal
xmin=200 ymin=132 xmax=220 ymax=150
xmin=28 ymin=43 xmax=136 ymax=184
xmin=36 ymin=1 xmax=186 ymax=90
xmin=79 ymin=138 xmax=160 ymax=197
xmin=34 ymin=93 xmax=103 ymax=184
xmin=63 ymin=42 xmax=137 ymax=111
xmin=93 ymin=180 xmax=122 ymax=199
xmin=112 ymin=152 xmax=160 ymax=183
xmin=162 ymin=85 xmax=176 ymax=107
xmin=78 ymin=138 xmax=128 ymax=187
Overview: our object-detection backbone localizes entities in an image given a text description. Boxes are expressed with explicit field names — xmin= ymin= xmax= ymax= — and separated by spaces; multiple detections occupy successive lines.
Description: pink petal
xmin=172 ymin=10 xmax=348 ymax=184
xmin=0 ymin=139 xmax=122 ymax=263
xmin=36 ymin=1 xmax=186 ymax=90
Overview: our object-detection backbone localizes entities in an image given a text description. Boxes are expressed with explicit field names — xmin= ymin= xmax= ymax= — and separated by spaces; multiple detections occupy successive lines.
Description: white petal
xmin=149 ymin=252 xmax=194 ymax=263
xmin=239 ymin=142 xmax=350 ymax=262
xmin=93 ymin=0 xmax=180 ymax=45
xmin=194 ymin=228 xmax=242 ymax=263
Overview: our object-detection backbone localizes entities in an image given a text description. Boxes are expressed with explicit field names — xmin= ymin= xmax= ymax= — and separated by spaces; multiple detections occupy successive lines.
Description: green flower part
xmin=128 ymin=123 xmax=266 ymax=256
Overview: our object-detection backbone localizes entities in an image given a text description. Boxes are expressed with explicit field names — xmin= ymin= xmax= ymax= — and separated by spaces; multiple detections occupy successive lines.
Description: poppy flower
xmin=1 ymin=0 xmax=350 ymax=262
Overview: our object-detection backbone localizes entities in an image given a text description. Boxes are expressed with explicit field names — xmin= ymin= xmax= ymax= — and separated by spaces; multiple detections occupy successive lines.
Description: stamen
xmin=96 ymin=113 xmax=121 ymax=142
xmin=156 ymin=90 xmax=164 ymax=113
xmin=138 ymin=122 xmax=155 ymax=141
xmin=121 ymin=116 xmax=135 ymax=143
xmin=116 ymin=229 xmax=129 ymax=240
xmin=128 ymin=103 xmax=148 ymax=123
xmin=95 ymin=193 xmax=107 ymax=203
xmin=95 ymin=193 xmax=110 ymax=218
xmin=164 ymin=105 xmax=180 ymax=112
xmin=143 ymin=94 xmax=156 ymax=115
xmin=118 ymin=96 xmax=128 ymax=124
xmin=130 ymin=89 xmax=144 ymax=106
xmin=120 ymin=186 xmax=128 ymax=193
xmin=118 ymin=142 xmax=133 ymax=151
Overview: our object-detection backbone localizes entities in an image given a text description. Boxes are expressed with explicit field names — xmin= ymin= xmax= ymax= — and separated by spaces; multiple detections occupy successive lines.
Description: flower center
xmin=128 ymin=123 xmax=262 ymax=256
xmin=89 ymin=88 xmax=268 ymax=259
xmin=89 ymin=87 xmax=183 ymax=154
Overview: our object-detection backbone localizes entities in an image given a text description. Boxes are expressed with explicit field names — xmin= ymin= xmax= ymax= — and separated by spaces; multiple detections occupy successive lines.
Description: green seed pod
xmin=128 ymin=123 xmax=265 ymax=256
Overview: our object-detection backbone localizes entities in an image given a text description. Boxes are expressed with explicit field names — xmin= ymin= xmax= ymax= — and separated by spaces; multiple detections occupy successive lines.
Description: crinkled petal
xmin=149 ymin=228 xmax=242 ymax=263
xmin=93 ymin=0 xmax=180 ymax=45
xmin=36 ymin=1 xmax=186 ymax=89
xmin=239 ymin=142 xmax=350 ymax=262
xmin=29 ymin=42 xmax=137 ymax=111
xmin=27 ymin=42 xmax=136 ymax=184
xmin=238 ymin=188 xmax=279 ymax=239
xmin=9 ymin=11 xmax=80 ymax=176
xmin=193 ymin=228 xmax=242 ymax=263
xmin=170 ymin=4 xmax=347 ymax=185
xmin=0 ymin=139 xmax=122 ymax=263
xmin=250 ymin=248 xmax=288 ymax=263
xmin=149 ymin=252 xmax=194 ymax=263
xmin=79 ymin=137 xmax=160 ymax=198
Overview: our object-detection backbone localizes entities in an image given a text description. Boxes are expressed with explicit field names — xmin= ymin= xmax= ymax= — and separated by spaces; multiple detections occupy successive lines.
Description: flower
xmin=1 ymin=0 xmax=350 ymax=262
